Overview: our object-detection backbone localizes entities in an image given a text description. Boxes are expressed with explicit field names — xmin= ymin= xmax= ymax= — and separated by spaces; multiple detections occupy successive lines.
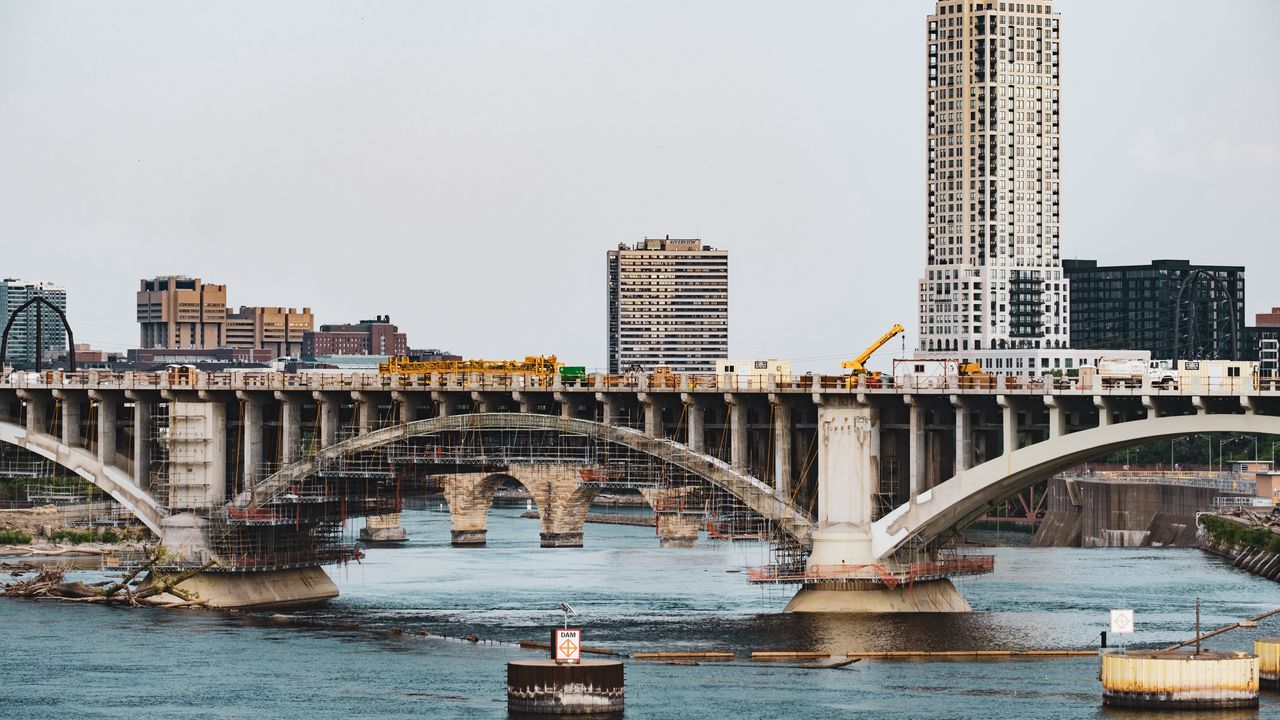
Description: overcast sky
xmin=1 ymin=1 xmax=1276 ymax=371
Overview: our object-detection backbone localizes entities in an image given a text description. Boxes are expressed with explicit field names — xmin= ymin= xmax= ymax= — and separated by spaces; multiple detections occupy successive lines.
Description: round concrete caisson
xmin=507 ymin=659 xmax=624 ymax=716
xmin=1100 ymin=649 xmax=1259 ymax=709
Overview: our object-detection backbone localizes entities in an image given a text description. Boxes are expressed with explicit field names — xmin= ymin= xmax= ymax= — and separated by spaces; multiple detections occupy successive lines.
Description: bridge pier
xmin=951 ymin=396 xmax=973 ymax=473
xmin=352 ymin=392 xmax=377 ymax=434
xmin=516 ymin=464 xmax=598 ymax=548
xmin=681 ymin=393 xmax=705 ymax=453
xmin=17 ymin=389 xmax=50 ymax=435
xmin=787 ymin=396 xmax=973 ymax=613
xmin=52 ymin=390 xmax=83 ymax=448
xmin=443 ymin=472 xmax=498 ymax=546
xmin=596 ymin=393 xmax=618 ymax=426
xmin=360 ymin=511 xmax=408 ymax=543
xmin=656 ymin=514 xmax=700 ymax=548
xmin=392 ymin=391 xmax=419 ymax=424
xmin=769 ymin=394 xmax=793 ymax=497
xmin=637 ymin=393 xmax=661 ymax=438
xmin=91 ymin=391 xmax=119 ymax=467
xmin=642 ymin=487 xmax=701 ymax=548
xmin=129 ymin=394 xmax=152 ymax=492
xmin=726 ymin=394 xmax=747 ymax=474
xmin=275 ymin=392 xmax=303 ymax=465
xmin=314 ymin=392 xmax=339 ymax=448
xmin=237 ymin=392 xmax=263 ymax=493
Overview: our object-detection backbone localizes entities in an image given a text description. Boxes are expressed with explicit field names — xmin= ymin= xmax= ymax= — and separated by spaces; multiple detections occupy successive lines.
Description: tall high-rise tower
xmin=607 ymin=237 xmax=728 ymax=373
xmin=918 ymin=0 xmax=1067 ymax=356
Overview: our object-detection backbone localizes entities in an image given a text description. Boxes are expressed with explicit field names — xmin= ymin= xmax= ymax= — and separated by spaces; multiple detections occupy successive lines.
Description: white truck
xmin=1095 ymin=357 xmax=1146 ymax=388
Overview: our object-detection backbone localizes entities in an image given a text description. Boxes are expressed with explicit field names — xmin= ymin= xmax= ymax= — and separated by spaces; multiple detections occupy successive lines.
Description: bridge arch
xmin=0 ymin=419 xmax=165 ymax=534
xmin=873 ymin=413 xmax=1280 ymax=559
xmin=243 ymin=413 xmax=813 ymax=542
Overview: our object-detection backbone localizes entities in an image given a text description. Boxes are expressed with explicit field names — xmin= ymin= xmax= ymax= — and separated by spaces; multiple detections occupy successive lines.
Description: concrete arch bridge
xmin=1 ymin=370 xmax=1276 ymax=610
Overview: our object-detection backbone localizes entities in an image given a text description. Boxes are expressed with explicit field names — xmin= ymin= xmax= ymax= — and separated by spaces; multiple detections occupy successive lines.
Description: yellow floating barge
xmin=1100 ymin=649 xmax=1259 ymax=709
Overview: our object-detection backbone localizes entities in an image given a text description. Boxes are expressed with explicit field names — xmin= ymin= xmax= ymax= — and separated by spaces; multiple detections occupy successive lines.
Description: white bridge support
xmin=785 ymin=396 xmax=972 ymax=612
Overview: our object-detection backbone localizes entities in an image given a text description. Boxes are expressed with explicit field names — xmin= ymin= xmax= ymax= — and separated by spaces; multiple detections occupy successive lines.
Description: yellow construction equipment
xmin=842 ymin=324 xmax=905 ymax=388
xmin=957 ymin=361 xmax=995 ymax=389
xmin=379 ymin=355 xmax=561 ymax=380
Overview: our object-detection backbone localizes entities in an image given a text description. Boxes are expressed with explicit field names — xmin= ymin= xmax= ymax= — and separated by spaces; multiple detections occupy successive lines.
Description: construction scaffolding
xmin=217 ymin=421 xmax=805 ymax=572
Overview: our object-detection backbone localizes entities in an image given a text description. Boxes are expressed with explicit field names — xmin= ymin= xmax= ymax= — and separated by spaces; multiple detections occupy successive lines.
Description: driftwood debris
xmin=2 ymin=555 xmax=218 ymax=608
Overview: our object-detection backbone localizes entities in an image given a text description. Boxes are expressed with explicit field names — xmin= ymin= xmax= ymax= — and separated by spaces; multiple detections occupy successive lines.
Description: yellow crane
xmin=842 ymin=324 xmax=905 ymax=387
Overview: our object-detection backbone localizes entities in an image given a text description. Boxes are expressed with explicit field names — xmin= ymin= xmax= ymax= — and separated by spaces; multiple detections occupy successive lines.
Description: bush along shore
xmin=1200 ymin=511 xmax=1280 ymax=582
xmin=1 ymin=504 xmax=151 ymax=557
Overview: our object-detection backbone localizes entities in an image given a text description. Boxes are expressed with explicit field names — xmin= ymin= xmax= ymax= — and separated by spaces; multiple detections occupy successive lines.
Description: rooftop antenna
xmin=559 ymin=602 xmax=576 ymax=629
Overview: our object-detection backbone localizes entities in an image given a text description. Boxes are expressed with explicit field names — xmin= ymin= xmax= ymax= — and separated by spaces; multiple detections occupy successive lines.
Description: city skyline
xmin=1 ymin=1 xmax=1276 ymax=371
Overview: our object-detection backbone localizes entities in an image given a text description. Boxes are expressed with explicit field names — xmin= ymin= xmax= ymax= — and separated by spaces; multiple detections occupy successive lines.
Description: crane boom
xmin=841 ymin=324 xmax=905 ymax=375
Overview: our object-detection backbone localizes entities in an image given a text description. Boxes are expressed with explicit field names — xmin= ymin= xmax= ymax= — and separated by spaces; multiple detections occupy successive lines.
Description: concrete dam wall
xmin=1033 ymin=476 xmax=1224 ymax=548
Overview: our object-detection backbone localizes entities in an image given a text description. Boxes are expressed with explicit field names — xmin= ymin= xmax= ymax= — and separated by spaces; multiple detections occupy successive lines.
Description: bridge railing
xmin=3 ymin=368 xmax=1275 ymax=396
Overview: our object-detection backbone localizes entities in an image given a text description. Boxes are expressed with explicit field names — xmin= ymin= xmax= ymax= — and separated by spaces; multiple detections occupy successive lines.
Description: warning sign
xmin=553 ymin=627 xmax=581 ymax=664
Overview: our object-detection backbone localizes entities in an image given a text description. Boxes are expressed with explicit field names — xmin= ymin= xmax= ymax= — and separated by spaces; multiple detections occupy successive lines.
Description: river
xmin=3 ymin=505 xmax=1279 ymax=719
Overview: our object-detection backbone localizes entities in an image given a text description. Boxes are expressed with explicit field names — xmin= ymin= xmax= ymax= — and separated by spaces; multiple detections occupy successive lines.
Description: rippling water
xmin=3 ymin=505 xmax=1280 ymax=719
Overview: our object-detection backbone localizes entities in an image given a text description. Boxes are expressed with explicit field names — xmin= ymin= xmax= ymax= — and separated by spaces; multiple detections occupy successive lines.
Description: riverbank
xmin=1199 ymin=511 xmax=1280 ymax=582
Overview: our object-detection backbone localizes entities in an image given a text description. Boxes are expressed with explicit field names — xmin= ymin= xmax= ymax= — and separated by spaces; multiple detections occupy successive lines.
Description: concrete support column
xmin=471 ymin=391 xmax=494 ymax=413
xmin=1142 ymin=395 xmax=1161 ymax=420
xmin=1045 ymin=396 xmax=1067 ymax=439
xmin=432 ymin=391 xmax=453 ymax=418
xmin=274 ymin=392 xmax=302 ymax=465
xmin=392 ymin=391 xmax=418 ymax=424
xmin=54 ymin=391 xmax=83 ymax=447
xmin=905 ymin=396 xmax=925 ymax=497
xmin=18 ymin=390 xmax=49 ymax=435
xmin=93 ymin=393 xmax=119 ymax=466
xmin=807 ymin=397 xmax=880 ymax=564
xmin=998 ymin=395 xmax=1017 ymax=456
xmin=553 ymin=392 xmax=576 ymax=420
xmin=1094 ymin=396 xmax=1114 ymax=426
xmin=174 ymin=397 xmax=227 ymax=509
xmin=512 ymin=391 xmax=534 ymax=414
xmin=769 ymin=394 xmax=792 ymax=497
xmin=726 ymin=394 xmax=747 ymax=474
xmin=595 ymin=392 xmax=617 ymax=426
xmin=638 ymin=393 xmax=661 ymax=437
xmin=237 ymin=392 xmax=263 ymax=491
xmin=950 ymin=395 xmax=973 ymax=473
xmin=352 ymin=391 xmax=375 ymax=435
xmin=313 ymin=392 xmax=338 ymax=448
xmin=128 ymin=394 xmax=152 ymax=491
xmin=681 ymin=393 xmax=706 ymax=453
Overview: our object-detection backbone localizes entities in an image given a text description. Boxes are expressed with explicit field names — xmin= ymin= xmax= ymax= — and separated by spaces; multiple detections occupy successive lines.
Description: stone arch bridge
xmin=1 ymin=369 xmax=1275 ymax=609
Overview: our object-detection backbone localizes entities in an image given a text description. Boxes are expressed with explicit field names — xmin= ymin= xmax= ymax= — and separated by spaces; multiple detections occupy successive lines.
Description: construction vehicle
xmin=379 ymin=355 xmax=561 ymax=381
xmin=843 ymin=324 xmax=904 ymax=388
xmin=957 ymin=361 xmax=996 ymax=389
